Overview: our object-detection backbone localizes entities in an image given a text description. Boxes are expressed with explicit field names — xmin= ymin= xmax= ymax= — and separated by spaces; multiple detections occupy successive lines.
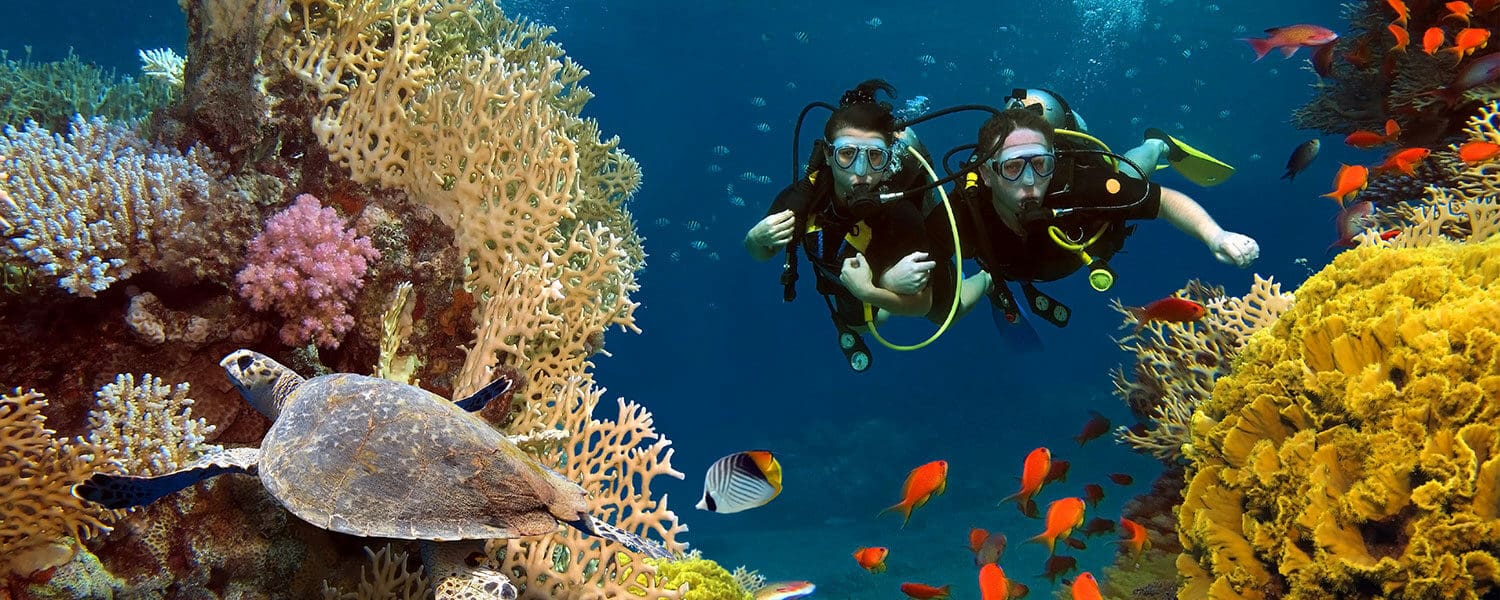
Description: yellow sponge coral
xmin=1179 ymin=237 xmax=1500 ymax=600
xmin=645 ymin=552 xmax=752 ymax=600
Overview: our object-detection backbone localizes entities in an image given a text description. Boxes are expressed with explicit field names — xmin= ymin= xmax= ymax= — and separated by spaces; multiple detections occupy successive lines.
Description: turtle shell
xmin=257 ymin=373 xmax=588 ymax=540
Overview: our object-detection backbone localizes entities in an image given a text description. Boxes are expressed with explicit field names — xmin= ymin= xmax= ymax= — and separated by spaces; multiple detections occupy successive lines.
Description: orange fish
xmin=1345 ymin=119 xmax=1400 ymax=148
xmin=1000 ymin=447 xmax=1051 ymax=518
xmin=881 ymin=460 xmax=948 ymax=527
xmin=900 ymin=582 xmax=951 ymax=599
xmin=1377 ymin=147 xmax=1431 ymax=175
xmin=1388 ymin=0 xmax=1411 ymax=23
xmin=1445 ymin=1 xmax=1473 ymax=24
xmin=1242 ymin=25 xmax=1339 ymax=61
xmin=1118 ymin=517 xmax=1150 ymax=561
xmin=1323 ymin=164 xmax=1370 ymax=204
xmin=853 ymin=546 xmax=889 ymax=573
xmin=1028 ymin=497 xmax=1087 ymax=555
xmin=968 ymin=528 xmax=1007 ymax=567
xmin=1423 ymin=27 xmax=1445 ymax=55
xmin=1449 ymin=27 xmax=1491 ymax=58
xmin=1071 ymin=572 xmax=1103 ymax=600
xmin=1073 ymin=412 xmax=1111 ymax=446
xmin=979 ymin=564 xmax=1027 ymax=600
xmin=1388 ymin=23 xmax=1410 ymax=51
xmin=1124 ymin=296 xmax=1207 ymax=332
xmin=1459 ymin=140 xmax=1500 ymax=162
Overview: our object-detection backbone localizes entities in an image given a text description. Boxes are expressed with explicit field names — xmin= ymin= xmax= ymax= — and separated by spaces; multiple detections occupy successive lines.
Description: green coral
xmin=0 ymin=48 xmax=175 ymax=131
xmin=645 ymin=553 xmax=752 ymax=600
xmin=1178 ymin=237 xmax=1500 ymax=600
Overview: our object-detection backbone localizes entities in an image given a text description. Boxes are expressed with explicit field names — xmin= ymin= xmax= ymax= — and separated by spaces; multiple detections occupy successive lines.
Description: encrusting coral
xmin=1176 ymin=233 xmax=1500 ymax=600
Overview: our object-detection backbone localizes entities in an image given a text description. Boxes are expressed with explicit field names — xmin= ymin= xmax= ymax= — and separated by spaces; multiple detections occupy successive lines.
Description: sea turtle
xmin=77 ymin=349 xmax=671 ymax=596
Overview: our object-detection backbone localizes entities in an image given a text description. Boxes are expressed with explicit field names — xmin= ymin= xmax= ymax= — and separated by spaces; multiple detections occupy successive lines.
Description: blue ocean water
xmin=4 ymin=0 xmax=1360 ymax=596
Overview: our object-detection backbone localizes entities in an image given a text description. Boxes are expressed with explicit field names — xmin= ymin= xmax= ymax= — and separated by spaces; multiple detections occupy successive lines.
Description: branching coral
xmin=85 ymin=373 xmax=222 ymax=477
xmin=1177 ymin=236 xmax=1500 ymax=600
xmin=0 ymin=389 xmax=122 ymax=577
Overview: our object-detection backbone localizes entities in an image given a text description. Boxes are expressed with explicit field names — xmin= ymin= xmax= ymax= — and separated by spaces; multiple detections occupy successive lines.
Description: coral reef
xmin=0 ymin=49 xmax=174 ymax=132
xmin=644 ymin=552 xmax=753 ymax=600
xmin=236 ymin=193 xmax=380 ymax=348
xmin=1177 ymin=234 xmax=1500 ymax=599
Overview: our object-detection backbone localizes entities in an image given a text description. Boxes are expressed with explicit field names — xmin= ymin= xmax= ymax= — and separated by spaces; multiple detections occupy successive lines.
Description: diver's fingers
xmin=769 ymin=209 xmax=796 ymax=224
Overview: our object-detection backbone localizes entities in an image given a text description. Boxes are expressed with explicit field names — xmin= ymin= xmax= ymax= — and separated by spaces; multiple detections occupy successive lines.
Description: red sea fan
xmin=235 ymin=193 xmax=380 ymax=348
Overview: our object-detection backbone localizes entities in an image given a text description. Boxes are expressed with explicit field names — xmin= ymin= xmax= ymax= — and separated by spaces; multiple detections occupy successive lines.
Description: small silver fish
xmin=1283 ymin=139 xmax=1320 ymax=181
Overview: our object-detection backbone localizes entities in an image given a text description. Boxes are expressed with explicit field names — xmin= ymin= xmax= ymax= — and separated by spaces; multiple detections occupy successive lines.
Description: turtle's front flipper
xmin=74 ymin=447 xmax=260 ymax=509
xmin=454 ymin=374 xmax=517 ymax=413
xmin=567 ymin=516 xmax=674 ymax=560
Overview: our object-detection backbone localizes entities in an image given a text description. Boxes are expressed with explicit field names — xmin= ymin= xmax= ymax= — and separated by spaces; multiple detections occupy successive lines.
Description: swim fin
xmin=1144 ymin=128 xmax=1236 ymax=187
xmin=989 ymin=283 xmax=1044 ymax=353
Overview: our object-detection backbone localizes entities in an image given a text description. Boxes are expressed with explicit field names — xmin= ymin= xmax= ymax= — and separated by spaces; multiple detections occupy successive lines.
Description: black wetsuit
xmin=766 ymin=155 xmax=935 ymax=327
xmin=927 ymin=156 xmax=1162 ymax=313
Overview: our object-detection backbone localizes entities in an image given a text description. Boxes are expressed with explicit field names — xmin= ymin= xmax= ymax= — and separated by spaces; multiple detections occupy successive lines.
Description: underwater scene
xmin=1 ymin=0 xmax=1498 ymax=598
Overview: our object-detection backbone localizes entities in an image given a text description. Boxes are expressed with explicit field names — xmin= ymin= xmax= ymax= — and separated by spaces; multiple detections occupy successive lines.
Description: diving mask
xmin=991 ymin=153 xmax=1057 ymax=182
xmin=830 ymin=136 xmax=892 ymax=176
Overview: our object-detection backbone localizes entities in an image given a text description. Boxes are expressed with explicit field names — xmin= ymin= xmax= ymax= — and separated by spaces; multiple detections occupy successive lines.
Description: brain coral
xmin=1177 ymin=237 xmax=1500 ymax=600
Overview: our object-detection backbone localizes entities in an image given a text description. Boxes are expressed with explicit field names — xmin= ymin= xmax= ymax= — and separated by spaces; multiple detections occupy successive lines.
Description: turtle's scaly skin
xmin=260 ymin=372 xmax=590 ymax=541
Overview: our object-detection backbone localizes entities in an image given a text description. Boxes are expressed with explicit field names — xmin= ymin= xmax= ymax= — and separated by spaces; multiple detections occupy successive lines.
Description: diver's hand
xmin=748 ymin=210 xmax=796 ymax=252
xmin=1210 ymin=231 xmax=1260 ymax=268
xmin=879 ymin=251 xmax=935 ymax=295
xmin=840 ymin=253 xmax=876 ymax=297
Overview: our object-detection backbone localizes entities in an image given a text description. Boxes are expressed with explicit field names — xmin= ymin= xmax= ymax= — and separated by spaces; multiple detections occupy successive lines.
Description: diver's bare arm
xmin=852 ymin=283 xmax=933 ymax=317
xmin=1156 ymin=186 xmax=1225 ymax=246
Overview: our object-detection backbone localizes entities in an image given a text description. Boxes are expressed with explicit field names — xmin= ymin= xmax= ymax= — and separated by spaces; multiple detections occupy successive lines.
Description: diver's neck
xmin=991 ymin=199 xmax=1027 ymax=237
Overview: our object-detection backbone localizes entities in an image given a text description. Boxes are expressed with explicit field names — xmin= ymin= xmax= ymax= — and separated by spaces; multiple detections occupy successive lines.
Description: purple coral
xmin=236 ymin=194 xmax=380 ymax=349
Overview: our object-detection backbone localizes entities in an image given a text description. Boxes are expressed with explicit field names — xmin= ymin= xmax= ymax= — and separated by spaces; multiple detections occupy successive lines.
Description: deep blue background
xmin=6 ymin=0 xmax=1356 ymax=595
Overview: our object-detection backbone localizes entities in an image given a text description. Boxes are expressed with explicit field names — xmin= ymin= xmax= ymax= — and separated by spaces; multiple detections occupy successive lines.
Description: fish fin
xmin=1242 ymin=38 xmax=1274 ymax=61
xmin=1280 ymin=45 xmax=1300 ymax=58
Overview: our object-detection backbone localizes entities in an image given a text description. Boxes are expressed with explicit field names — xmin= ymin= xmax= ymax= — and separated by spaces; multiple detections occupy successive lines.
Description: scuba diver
xmin=1003 ymin=88 xmax=1237 ymax=187
xmin=743 ymin=79 xmax=952 ymax=372
xmin=930 ymin=106 xmax=1260 ymax=351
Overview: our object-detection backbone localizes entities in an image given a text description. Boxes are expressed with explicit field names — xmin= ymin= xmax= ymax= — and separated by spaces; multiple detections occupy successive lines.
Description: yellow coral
xmin=0 ymin=389 xmax=122 ymax=576
xmin=644 ymin=552 xmax=753 ymax=600
xmin=1180 ymin=237 xmax=1500 ymax=599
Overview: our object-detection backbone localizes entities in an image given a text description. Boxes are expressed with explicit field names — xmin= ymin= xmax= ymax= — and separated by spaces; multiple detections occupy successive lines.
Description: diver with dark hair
xmin=929 ymin=107 xmax=1260 ymax=350
xmin=743 ymin=79 xmax=955 ymax=372
xmin=1003 ymin=88 xmax=1236 ymax=187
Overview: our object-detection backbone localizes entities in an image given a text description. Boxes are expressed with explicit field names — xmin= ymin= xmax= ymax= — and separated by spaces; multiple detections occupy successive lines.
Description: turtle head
xmin=220 ymin=349 xmax=304 ymax=420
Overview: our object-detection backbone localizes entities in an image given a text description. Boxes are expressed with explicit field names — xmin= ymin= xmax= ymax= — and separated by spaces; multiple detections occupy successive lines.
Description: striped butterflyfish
xmin=695 ymin=450 xmax=783 ymax=513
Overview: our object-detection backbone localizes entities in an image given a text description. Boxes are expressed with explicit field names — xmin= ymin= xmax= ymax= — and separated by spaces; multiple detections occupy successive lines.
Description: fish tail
xmin=880 ymin=501 xmax=913 ymax=527
xmin=1242 ymin=37 xmax=1274 ymax=61
xmin=1125 ymin=306 xmax=1149 ymax=332
xmin=1027 ymin=532 xmax=1057 ymax=555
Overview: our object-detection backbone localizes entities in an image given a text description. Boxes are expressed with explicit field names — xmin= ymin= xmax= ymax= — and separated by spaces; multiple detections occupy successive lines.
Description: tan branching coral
xmin=86 ymin=373 xmax=222 ymax=477
xmin=321 ymin=544 xmax=429 ymax=600
xmin=1178 ymin=237 xmax=1500 ymax=600
xmin=1112 ymin=277 xmax=1294 ymax=461
xmin=0 ymin=389 xmax=122 ymax=577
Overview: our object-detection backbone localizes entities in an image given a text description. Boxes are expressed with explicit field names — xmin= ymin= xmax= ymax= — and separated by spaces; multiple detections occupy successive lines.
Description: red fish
xmin=1073 ymin=412 xmax=1111 ymax=446
xmin=1430 ymin=52 xmax=1500 ymax=108
xmin=1061 ymin=536 xmax=1087 ymax=551
xmin=1423 ymin=27 xmax=1446 ymax=55
xmin=1449 ymin=27 xmax=1491 ymax=59
xmin=853 ymin=546 xmax=889 ymax=573
xmin=1323 ymin=164 xmax=1369 ymax=204
xmin=1124 ymin=297 xmax=1206 ymax=332
xmin=1118 ymin=517 xmax=1150 ymax=561
xmin=1445 ymin=1 xmax=1473 ymax=25
xmin=1479 ymin=0 xmax=1499 ymax=12
xmin=978 ymin=564 xmax=1027 ymax=600
xmin=969 ymin=529 xmax=1007 ymax=567
xmin=1082 ymin=483 xmax=1105 ymax=508
xmin=1388 ymin=0 xmax=1411 ymax=24
xmin=900 ymin=582 xmax=951 ymax=599
xmin=881 ymin=460 xmax=948 ymax=527
xmin=1108 ymin=473 xmax=1134 ymax=485
xmin=1345 ymin=119 xmax=1400 ymax=148
xmin=1242 ymin=25 xmax=1339 ymax=60
xmin=1043 ymin=459 xmax=1071 ymax=486
xmin=1376 ymin=147 xmax=1430 ymax=175
xmin=1028 ymin=497 xmax=1087 ymax=555
xmin=1312 ymin=43 xmax=1336 ymax=78
xmin=1000 ymin=447 xmax=1051 ymax=518
xmin=1389 ymin=24 xmax=1410 ymax=51
xmin=1329 ymin=200 xmax=1375 ymax=251
xmin=1459 ymin=140 xmax=1500 ymax=162
xmin=1041 ymin=555 xmax=1080 ymax=584
xmin=1071 ymin=572 xmax=1103 ymax=600
xmin=1346 ymin=37 xmax=1373 ymax=68
xmin=1380 ymin=230 xmax=1403 ymax=241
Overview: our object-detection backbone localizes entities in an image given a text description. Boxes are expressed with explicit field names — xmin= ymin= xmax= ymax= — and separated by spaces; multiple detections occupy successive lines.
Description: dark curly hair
xmin=977 ymin=107 xmax=1056 ymax=160
xmin=824 ymin=79 xmax=899 ymax=143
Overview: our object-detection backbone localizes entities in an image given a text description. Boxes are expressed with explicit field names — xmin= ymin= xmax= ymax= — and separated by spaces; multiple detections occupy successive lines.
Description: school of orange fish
xmin=845 ymin=413 xmax=1152 ymax=600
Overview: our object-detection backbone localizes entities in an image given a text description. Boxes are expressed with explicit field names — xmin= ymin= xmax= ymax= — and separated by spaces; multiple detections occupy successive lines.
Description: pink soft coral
xmin=236 ymin=193 xmax=380 ymax=348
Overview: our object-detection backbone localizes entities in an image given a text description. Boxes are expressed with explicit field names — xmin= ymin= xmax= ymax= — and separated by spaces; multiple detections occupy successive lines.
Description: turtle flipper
xmin=74 ymin=447 xmax=260 ymax=509
xmin=454 ymin=374 xmax=516 ymax=413
xmin=567 ymin=516 xmax=674 ymax=559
